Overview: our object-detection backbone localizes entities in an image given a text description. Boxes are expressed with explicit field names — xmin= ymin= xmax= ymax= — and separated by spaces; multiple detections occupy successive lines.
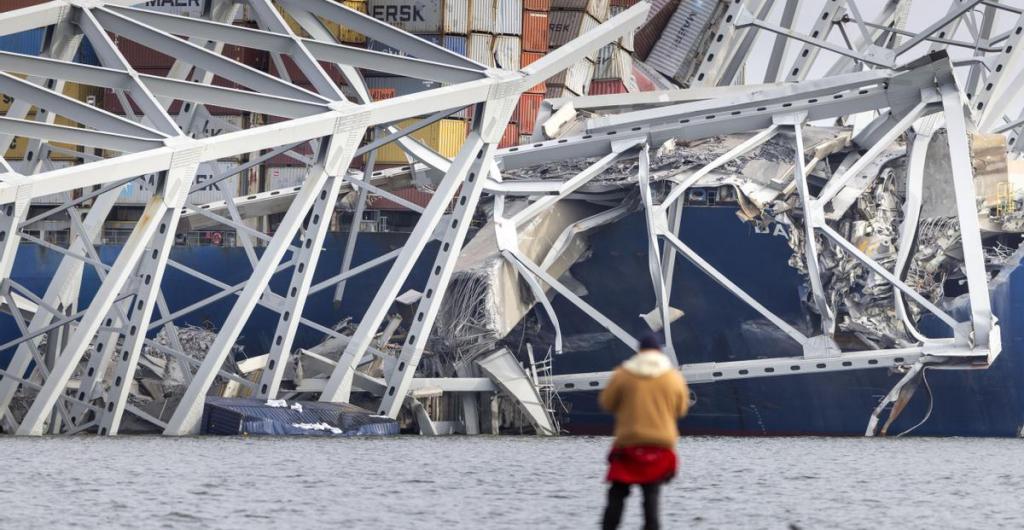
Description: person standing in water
xmin=599 ymin=335 xmax=690 ymax=530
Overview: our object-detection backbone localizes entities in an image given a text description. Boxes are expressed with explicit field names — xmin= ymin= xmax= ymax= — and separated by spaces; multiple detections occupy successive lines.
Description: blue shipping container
xmin=443 ymin=35 xmax=467 ymax=56
xmin=75 ymin=39 xmax=100 ymax=66
xmin=0 ymin=28 xmax=44 ymax=56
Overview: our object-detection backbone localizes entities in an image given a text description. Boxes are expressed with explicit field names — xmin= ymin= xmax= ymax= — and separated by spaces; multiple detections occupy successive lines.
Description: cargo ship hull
xmin=3 ymin=206 xmax=1022 ymax=436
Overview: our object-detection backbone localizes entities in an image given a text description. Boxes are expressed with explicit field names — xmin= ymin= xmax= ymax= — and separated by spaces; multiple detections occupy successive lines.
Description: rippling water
xmin=1 ymin=436 xmax=1020 ymax=529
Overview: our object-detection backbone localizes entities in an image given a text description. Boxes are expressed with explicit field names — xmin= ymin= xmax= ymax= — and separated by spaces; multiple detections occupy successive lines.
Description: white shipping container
xmin=267 ymin=165 xmax=309 ymax=191
xmin=139 ymin=0 xmax=252 ymax=21
xmin=611 ymin=4 xmax=634 ymax=51
xmin=444 ymin=0 xmax=470 ymax=35
xmin=468 ymin=33 xmax=495 ymax=67
xmin=189 ymin=162 xmax=242 ymax=205
xmin=140 ymin=0 xmax=204 ymax=17
xmin=33 ymin=161 xmax=76 ymax=204
xmin=547 ymin=58 xmax=594 ymax=95
xmin=470 ymin=0 xmax=496 ymax=34
xmin=646 ymin=0 xmax=718 ymax=81
xmin=192 ymin=115 xmax=244 ymax=139
xmin=493 ymin=36 xmax=522 ymax=70
xmin=367 ymin=0 xmax=443 ymax=33
xmin=593 ymin=44 xmax=631 ymax=80
xmin=496 ymin=0 xmax=523 ymax=35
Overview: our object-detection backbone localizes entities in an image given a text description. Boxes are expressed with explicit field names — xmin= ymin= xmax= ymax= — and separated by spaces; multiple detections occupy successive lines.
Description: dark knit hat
xmin=639 ymin=334 xmax=662 ymax=351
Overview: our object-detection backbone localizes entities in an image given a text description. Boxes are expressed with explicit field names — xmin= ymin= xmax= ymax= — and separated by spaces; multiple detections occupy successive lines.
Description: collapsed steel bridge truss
xmin=0 ymin=0 xmax=1017 ymax=436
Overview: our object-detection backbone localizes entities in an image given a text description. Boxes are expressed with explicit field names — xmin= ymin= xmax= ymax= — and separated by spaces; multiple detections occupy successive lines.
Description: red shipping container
xmin=633 ymin=0 xmax=679 ymax=61
xmin=499 ymin=123 xmax=519 ymax=149
xmin=0 ymin=0 xmax=48 ymax=12
xmin=516 ymin=93 xmax=545 ymax=134
xmin=521 ymin=52 xmax=546 ymax=94
xmin=588 ymin=79 xmax=628 ymax=95
xmin=367 ymin=187 xmax=434 ymax=211
xmin=610 ymin=0 xmax=639 ymax=6
xmin=524 ymin=0 xmax=551 ymax=11
xmin=115 ymin=38 xmax=176 ymax=70
xmin=522 ymin=11 xmax=550 ymax=53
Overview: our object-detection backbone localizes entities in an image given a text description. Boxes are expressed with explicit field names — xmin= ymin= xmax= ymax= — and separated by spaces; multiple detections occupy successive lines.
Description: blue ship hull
xmin=2 ymin=206 xmax=1022 ymax=436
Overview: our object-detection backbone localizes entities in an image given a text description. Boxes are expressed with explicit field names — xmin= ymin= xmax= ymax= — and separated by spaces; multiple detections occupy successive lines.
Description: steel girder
xmin=0 ymin=0 xmax=648 ymax=435
xmin=0 ymin=0 xmax=1017 ymax=437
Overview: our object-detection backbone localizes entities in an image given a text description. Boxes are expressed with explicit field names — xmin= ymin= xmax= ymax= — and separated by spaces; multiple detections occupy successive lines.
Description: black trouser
xmin=602 ymin=481 xmax=661 ymax=530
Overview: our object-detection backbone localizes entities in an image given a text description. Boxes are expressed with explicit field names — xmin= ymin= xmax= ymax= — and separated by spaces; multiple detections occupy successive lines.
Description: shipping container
xmin=115 ymin=37 xmax=176 ymax=70
xmin=547 ymin=58 xmax=594 ymax=95
xmin=516 ymin=93 xmax=544 ymax=133
xmin=594 ymin=43 xmax=631 ymax=80
xmin=499 ymin=123 xmax=519 ymax=148
xmin=521 ymin=51 xmax=546 ymax=93
xmin=646 ymin=0 xmax=718 ymax=81
xmin=610 ymin=3 xmax=634 ymax=51
xmin=518 ymin=134 xmax=533 ymax=145
xmin=370 ymin=87 xmax=396 ymax=101
xmin=139 ymin=0 xmax=204 ymax=18
xmin=366 ymin=34 xmax=443 ymax=56
xmin=470 ymin=0 xmax=496 ymax=34
xmin=524 ymin=0 xmax=551 ymax=11
xmin=4 ymin=116 xmax=83 ymax=162
xmin=443 ymin=35 xmax=468 ymax=56
xmin=364 ymin=76 xmax=441 ymax=96
xmin=333 ymin=1 xmax=370 ymax=43
xmin=633 ymin=0 xmax=680 ymax=60
xmin=444 ymin=0 xmax=470 ymax=35
xmin=0 ymin=28 xmax=43 ymax=56
xmin=493 ymin=36 xmax=521 ymax=70
xmin=366 ymin=187 xmax=434 ymax=211
xmin=75 ymin=39 xmax=100 ymax=66
xmin=374 ymin=119 xmax=468 ymax=164
xmin=108 ymin=161 xmax=246 ymax=205
xmin=467 ymin=33 xmax=495 ymax=68
xmin=548 ymin=10 xmax=599 ymax=50
xmin=0 ymin=1 xmax=49 ymax=12
xmin=522 ymin=10 xmax=549 ymax=52
xmin=497 ymin=0 xmax=524 ymax=35
xmin=367 ymin=0 xmax=444 ymax=34
xmin=267 ymin=165 xmax=309 ymax=191
xmin=588 ymin=78 xmax=628 ymax=94
xmin=551 ymin=0 xmax=610 ymax=20
xmin=3 ymin=79 xmax=101 ymax=115
xmin=190 ymin=161 xmax=243 ymax=204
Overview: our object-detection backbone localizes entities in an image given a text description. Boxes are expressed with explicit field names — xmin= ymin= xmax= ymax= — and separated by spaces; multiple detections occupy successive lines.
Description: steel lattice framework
xmin=0 ymin=0 xmax=1019 ymax=436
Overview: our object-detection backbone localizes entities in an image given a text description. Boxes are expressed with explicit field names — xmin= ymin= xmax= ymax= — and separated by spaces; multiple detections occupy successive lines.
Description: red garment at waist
xmin=606 ymin=446 xmax=677 ymax=485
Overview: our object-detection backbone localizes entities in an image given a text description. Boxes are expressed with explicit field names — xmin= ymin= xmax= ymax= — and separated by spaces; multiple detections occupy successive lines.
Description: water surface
xmin=1 ymin=436 xmax=1020 ymax=529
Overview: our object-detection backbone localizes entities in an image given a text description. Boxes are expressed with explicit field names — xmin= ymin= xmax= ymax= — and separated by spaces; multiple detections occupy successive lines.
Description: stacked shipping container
xmin=590 ymin=0 xmax=637 ymax=94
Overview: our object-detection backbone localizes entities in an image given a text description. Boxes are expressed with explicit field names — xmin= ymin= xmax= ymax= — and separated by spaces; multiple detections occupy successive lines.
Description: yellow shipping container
xmin=5 ymin=116 xmax=89 ymax=161
xmin=278 ymin=6 xmax=309 ymax=37
xmin=337 ymin=1 xmax=368 ymax=44
xmin=278 ymin=3 xmax=366 ymax=44
xmin=2 ymin=80 xmax=102 ymax=115
xmin=373 ymin=119 xmax=468 ymax=164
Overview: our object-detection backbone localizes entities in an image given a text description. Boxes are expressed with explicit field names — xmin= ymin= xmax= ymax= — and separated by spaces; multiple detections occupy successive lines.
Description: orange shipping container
xmin=516 ymin=93 xmax=545 ymax=134
xmin=524 ymin=0 xmax=551 ymax=10
xmin=499 ymin=123 xmax=519 ymax=149
xmin=369 ymin=87 xmax=396 ymax=101
xmin=521 ymin=52 xmax=546 ymax=94
xmin=522 ymin=11 xmax=549 ymax=52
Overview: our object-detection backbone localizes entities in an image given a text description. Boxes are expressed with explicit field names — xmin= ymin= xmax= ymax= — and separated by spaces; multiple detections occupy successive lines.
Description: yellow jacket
xmin=599 ymin=350 xmax=690 ymax=448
